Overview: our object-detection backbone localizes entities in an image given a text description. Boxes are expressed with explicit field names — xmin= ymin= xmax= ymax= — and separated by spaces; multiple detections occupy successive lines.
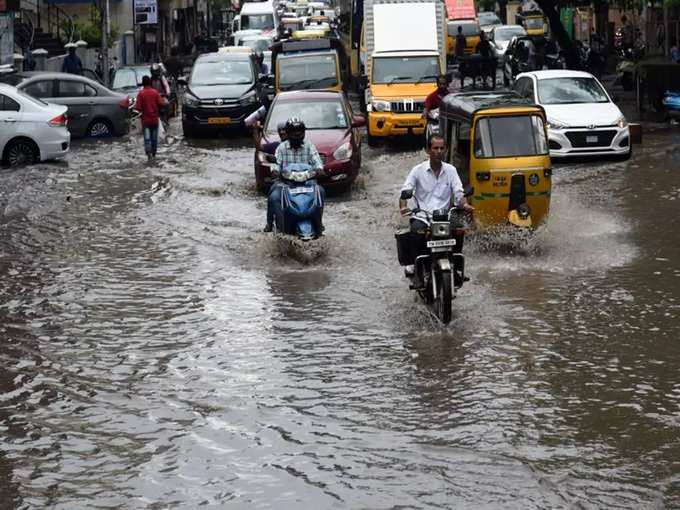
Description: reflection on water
xmin=1 ymin=126 xmax=680 ymax=508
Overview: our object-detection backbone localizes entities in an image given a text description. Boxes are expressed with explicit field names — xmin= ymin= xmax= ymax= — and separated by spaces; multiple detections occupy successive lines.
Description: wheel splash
xmin=274 ymin=234 xmax=329 ymax=264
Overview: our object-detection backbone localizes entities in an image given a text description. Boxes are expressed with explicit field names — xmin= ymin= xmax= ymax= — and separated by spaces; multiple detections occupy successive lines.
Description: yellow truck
xmin=362 ymin=0 xmax=447 ymax=145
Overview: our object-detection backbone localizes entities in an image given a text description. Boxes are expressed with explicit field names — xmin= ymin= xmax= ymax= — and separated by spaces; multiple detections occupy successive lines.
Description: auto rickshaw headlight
xmin=617 ymin=115 xmax=628 ymax=128
xmin=431 ymin=221 xmax=451 ymax=238
xmin=518 ymin=203 xmax=531 ymax=219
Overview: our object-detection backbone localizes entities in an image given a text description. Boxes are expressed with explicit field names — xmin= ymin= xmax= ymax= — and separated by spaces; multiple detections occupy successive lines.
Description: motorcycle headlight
xmin=371 ymin=99 xmax=391 ymax=112
xmin=431 ymin=221 xmax=451 ymax=238
xmin=183 ymin=93 xmax=200 ymax=107
xmin=546 ymin=118 xmax=568 ymax=130
xmin=240 ymin=91 xmax=258 ymax=105
xmin=617 ymin=115 xmax=628 ymax=128
xmin=332 ymin=142 xmax=352 ymax=161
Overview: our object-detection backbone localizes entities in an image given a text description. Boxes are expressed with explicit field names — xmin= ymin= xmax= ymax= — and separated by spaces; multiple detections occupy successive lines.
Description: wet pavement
xmin=1 ymin=118 xmax=680 ymax=509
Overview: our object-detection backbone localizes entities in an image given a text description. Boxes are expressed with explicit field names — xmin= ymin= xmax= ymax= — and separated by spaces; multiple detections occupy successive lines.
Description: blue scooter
xmin=268 ymin=161 xmax=325 ymax=241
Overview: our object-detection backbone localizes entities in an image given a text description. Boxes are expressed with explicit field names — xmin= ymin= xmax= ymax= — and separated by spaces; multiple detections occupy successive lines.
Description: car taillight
xmin=118 ymin=97 xmax=130 ymax=109
xmin=48 ymin=114 xmax=67 ymax=127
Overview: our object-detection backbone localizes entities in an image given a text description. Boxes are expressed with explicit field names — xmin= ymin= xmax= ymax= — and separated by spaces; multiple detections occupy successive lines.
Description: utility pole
xmin=101 ymin=0 xmax=110 ymax=86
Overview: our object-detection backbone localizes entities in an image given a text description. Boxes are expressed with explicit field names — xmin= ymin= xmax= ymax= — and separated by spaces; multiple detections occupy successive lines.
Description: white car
xmin=0 ymin=83 xmax=70 ymax=167
xmin=489 ymin=25 xmax=526 ymax=63
xmin=513 ymin=70 xmax=631 ymax=159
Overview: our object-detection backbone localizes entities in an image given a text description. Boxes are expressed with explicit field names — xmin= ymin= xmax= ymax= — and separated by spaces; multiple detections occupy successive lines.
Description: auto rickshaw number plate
xmin=427 ymin=239 xmax=456 ymax=248
xmin=208 ymin=117 xmax=231 ymax=124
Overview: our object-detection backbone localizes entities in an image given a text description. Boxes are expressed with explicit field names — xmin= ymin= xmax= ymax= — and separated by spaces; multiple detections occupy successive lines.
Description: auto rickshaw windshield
xmin=474 ymin=115 xmax=548 ymax=158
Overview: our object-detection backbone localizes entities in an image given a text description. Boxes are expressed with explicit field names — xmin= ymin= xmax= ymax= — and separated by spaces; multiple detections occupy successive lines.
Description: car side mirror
xmin=400 ymin=189 xmax=413 ymax=200
xmin=463 ymin=185 xmax=474 ymax=198
xmin=352 ymin=115 xmax=366 ymax=127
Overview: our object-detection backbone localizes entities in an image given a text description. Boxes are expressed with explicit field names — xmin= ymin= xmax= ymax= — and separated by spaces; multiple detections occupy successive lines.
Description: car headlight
xmin=371 ymin=99 xmax=391 ymax=112
xmin=183 ymin=93 xmax=200 ymax=107
xmin=240 ymin=91 xmax=258 ymax=105
xmin=546 ymin=118 xmax=568 ymax=130
xmin=332 ymin=142 xmax=352 ymax=161
xmin=617 ymin=115 xmax=628 ymax=128
xmin=257 ymin=151 xmax=272 ymax=166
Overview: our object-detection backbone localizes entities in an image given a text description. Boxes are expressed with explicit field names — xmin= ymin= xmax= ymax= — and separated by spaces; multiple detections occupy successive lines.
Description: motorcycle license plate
xmin=290 ymin=187 xmax=314 ymax=194
xmin=208 ymin=117 xmax=231 ymax=125
xmin=427 ymin=239 xmax=456 ymax=248
xmin=586 ymin=135 xmax=598 ymax=143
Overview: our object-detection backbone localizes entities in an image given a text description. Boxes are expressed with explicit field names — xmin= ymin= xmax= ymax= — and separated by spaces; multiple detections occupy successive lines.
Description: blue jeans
xmin=143 ymin=124 xmax=159 ymax=156
xmin=267 ymin=182 xmax=284 ymax=227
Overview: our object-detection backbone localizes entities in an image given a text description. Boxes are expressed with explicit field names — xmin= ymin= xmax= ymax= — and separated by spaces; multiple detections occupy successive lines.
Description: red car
xmin=254 ymin=90 xmax=365 ymax=192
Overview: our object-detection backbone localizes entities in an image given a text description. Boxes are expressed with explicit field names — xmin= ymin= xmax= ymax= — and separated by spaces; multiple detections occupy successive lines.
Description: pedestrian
xmin=135 ymin=75 xmax=168 ymax=162
xmin=475 ymin=31 xmax=494 ymax=86
xmin=455 ymin=26 xmax=466 ymax=62
xmin=61 ymin=45 xmax=83 ymax=75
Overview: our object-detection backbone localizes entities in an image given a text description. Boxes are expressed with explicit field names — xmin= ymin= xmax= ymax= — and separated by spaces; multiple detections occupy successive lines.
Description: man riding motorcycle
xmin=264 ymin=118 xmax=324 ymax=233
xmin=399 ymin=134 xmax=474 ymax=280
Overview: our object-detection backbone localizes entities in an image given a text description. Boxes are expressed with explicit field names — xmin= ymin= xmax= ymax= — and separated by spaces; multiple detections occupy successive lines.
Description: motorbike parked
xmin=269 ymin=160 xmax=325 ymax=241
xmin=395 ymin=190 xmax=471 ymax=324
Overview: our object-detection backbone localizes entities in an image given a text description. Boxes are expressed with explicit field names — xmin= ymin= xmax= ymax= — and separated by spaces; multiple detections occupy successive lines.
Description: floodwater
xmin=1 ymin=122 xmax=680 ymax=509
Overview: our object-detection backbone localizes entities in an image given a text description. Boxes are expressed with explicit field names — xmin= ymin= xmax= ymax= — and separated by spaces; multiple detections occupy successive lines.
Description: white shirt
xmin=401 ymin=160 xmax=464 ymax=216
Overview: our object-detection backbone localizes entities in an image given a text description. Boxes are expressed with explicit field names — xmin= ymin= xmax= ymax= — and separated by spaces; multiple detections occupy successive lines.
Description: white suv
xmin=513 ymin=70 xmax=631 ymax=159
xmin=0 ymin=83 xmax=70 ymax=167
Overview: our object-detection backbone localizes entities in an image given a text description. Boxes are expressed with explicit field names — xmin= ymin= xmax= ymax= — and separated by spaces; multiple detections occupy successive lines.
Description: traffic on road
xmin=2 ymin=0 xmax=680 ymax=507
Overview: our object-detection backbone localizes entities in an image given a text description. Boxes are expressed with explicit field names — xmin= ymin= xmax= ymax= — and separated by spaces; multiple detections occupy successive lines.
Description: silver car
xmin=0 ymin=72 xmax=130 ymax=138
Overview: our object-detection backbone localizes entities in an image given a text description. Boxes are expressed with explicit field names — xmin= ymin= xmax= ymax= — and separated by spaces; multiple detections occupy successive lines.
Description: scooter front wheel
xmin=435 ymin=270 xmax=453 ymax=324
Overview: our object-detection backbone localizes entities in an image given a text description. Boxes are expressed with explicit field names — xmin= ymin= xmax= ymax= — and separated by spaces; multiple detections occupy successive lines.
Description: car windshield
xmin=448 ymin=22 xmax=480 ymax=36
xmin=538 ymin=77 xmax=610 ymax=104
xmin=191 ymin=60 xmax=254 ymax=85
xmin=241 ymin=14 xmax=274 ymax=30
xmin=239 ymin=38 xmax=272 ymax=53
xmin=112 ymin=68 xmax=147 ymax=89
xmin=479 ymin=13 xmax=501 ymax=25
xmin=525 ymin=17 xmax=544 ymax=29
xmin=495 ymin=27 xmax=526 ymax=42
xmin=266 ymin=99 xmax=348 ymax=130
xmin=474 ymin=115 xmax=548 ymax=158
xmin=278 ymin=54 xmax=337 ymax=90
xmin=372 ymin=56 xmax=439 ymax=84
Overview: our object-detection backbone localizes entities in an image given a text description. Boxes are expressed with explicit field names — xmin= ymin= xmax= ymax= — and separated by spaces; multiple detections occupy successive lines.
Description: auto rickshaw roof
xmin=441 ymin=91 xmax=536 ymax=118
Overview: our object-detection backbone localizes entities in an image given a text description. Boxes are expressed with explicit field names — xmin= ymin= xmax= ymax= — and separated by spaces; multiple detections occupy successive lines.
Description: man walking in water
xmin=135 ymin=76 xmax=168 ymax=161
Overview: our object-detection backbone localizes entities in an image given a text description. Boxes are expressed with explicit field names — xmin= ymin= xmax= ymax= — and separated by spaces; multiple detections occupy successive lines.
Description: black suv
xmin=181 ymin=50 xmax=265 ymax=137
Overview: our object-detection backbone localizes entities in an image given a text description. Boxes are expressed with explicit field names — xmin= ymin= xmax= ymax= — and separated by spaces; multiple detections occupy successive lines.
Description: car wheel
xmin=4 ymin=138 xmax=38 ymax=167
xmin=87 ymin=119 xmax=113 ymax=138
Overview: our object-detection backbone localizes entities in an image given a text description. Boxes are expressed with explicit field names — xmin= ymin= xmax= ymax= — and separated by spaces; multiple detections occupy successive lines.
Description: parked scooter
xmin=269 ymin=161 xmax=325 ymax=241
xmin=395 ymin=190 xmax=471 ymax=324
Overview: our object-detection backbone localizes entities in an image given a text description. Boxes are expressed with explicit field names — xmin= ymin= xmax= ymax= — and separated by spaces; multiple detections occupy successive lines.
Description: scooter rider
xmin=399 ymin=135 xmax=474 ymax=275
xmin=264 ymin=117 xmax=324 ymax=232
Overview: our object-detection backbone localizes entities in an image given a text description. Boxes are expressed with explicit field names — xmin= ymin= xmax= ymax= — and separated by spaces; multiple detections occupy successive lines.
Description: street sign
xmin=0 ymin=13 xmax=14 ymax=66
xmin=134 ymin=0 xmax=158 ymax=25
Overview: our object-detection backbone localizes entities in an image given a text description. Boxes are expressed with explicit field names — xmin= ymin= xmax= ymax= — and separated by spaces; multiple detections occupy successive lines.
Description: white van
xmin=233 ymin=1 xmax=278 ymax=44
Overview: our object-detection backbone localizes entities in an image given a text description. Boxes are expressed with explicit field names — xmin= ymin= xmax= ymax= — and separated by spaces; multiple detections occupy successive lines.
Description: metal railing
xmin=22 ymin=0 xmax=76 ymax=45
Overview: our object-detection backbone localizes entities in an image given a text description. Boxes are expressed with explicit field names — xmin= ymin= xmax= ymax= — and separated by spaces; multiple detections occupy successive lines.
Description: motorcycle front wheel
xmin=435 ymin=270 xmax=453 ymax=324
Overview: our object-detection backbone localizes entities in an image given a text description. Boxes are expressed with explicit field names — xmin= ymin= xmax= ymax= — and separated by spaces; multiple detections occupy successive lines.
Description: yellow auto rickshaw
xmin=439 ymin=91 xmax=552 ymax=230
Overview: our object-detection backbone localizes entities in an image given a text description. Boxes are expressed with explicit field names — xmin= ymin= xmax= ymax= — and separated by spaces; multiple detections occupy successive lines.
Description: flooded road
xmin=1 ymin=121 xmax=680 ymax=509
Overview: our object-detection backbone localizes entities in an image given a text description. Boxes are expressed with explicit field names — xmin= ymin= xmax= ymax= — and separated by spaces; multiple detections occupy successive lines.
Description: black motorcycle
xmin=395 ymin=190 xmax=471 ymax=324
